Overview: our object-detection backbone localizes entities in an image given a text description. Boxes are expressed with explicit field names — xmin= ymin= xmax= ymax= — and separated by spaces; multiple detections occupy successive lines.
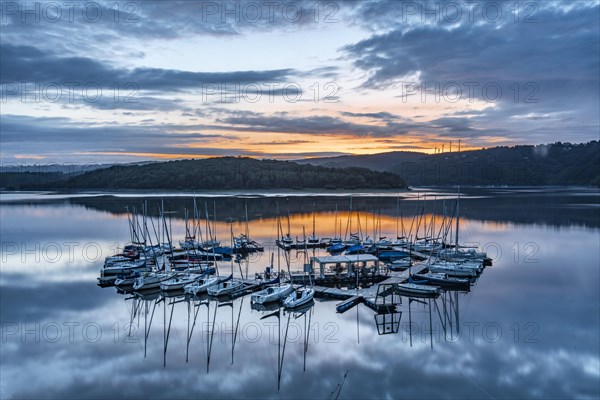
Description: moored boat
xmin=133 ymin=272 xmax=175 ymax=291
xmin=207 ymin=279 xmax=244 ymax=297
xmin=251 ymin=284 xmax=294 ymax=304
xmin=395 ymin=282 xmax=441 ymax=297
xmin=160 ymin=273 xmax=203 ymax=291
xmin=283 ymin=287 xmax=315 ymax=308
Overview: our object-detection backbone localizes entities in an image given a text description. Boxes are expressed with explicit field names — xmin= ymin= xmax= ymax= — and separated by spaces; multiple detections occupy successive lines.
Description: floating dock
xmin=314 ymin=263 xmax=430 ymax=313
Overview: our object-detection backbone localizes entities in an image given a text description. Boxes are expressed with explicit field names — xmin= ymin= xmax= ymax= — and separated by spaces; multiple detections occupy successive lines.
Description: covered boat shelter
xmin=310 ymin=254 xmax=380 ymax=279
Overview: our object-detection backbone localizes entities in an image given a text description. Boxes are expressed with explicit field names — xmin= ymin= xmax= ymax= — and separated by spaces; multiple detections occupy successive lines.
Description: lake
xmin=1 ymin=187 xmax=599 ymax=399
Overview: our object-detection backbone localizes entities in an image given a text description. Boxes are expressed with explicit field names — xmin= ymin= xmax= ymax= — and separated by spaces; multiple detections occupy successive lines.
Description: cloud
xmin=0 ymin=1 xmax=350 ymax=61
xmin=344 ymin=4 xmax=599 ymax=88
xmin=340 ymin=2 xmax=599 ymax=144
xmin=214 ymin=113 xmax=423 ymax=137
xmin=0 ymin=43 xmax=297 ymax=92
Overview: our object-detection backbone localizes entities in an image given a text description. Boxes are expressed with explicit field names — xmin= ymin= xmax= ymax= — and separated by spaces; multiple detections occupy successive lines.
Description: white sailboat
xmin=184 ymin=274 xmax=230 ymax=295
xmin=251 ymin=253 xmax=294 ymax=304
xmin=208 ymin=225 xmax=244 ymax=296
xmin=160 ymin=273 xmax=203 ymax=291
xmin=282 ymin=287 xmax=315 ymax=308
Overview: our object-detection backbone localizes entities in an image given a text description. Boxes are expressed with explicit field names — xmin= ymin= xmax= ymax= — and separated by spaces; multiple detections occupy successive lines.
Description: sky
xmin=0 ymin=0 xmax=599 ymax=163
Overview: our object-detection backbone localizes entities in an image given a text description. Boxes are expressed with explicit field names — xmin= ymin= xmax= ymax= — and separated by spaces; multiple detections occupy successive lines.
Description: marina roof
xmin=311 ymin=255 xmax=379 ymax=264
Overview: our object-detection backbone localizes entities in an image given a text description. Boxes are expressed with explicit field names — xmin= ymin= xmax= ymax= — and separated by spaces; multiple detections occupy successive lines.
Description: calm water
xmin=1 ymin=187 xmax=599 ymax=399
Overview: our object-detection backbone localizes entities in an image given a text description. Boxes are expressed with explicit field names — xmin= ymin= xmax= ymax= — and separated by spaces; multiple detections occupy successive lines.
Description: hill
xmin=0 ymin=157 xmax=406 ymax=190
xmin=296 ymin=141 xmax=600 ymax=186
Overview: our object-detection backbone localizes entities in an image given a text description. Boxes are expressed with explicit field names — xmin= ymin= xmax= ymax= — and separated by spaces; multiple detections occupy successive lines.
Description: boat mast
xmin=454 ymin=186 xmax=460 ymax=248
xmin=205 ymin=202 xmax=212 ymax=244
xmin=244 ymin=202 xmax=249 ymax=238
xmin=312 ymin=202 xmax=316 ymax=239
xmin=345 ymin=197 xmax=353 ymax=240
xmin=395 ymin=194 xmax=400 ymax=239
xmin=287 ymin=207 xmax=291 ymax=237
xmin=213 ymin=201 xmax=218 ymax=243
xmin=333 ymin=204 xmax=338 ymax=239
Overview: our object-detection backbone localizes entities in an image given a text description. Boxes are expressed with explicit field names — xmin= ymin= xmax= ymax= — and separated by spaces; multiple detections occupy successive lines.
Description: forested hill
xmin=297 ymin=141 xmax=600 ymax=186
xmin=0 ymin=157 xmax=406 ymax=190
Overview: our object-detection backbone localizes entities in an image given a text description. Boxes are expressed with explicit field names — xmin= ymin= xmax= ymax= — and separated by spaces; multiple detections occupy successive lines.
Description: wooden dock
xmin=315 ymin=262 xmax=430 ymax=313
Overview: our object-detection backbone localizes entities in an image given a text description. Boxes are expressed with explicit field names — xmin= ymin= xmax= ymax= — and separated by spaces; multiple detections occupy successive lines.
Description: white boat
xmin=395 ymin=282 xmax=441 ymax=296
xmin=97 ymin=275 xmax=117 ymax=286
xmin=207 ymin=279 xmax=244 ymax=297
xmin=375 ymin=237 xmax=393 ymax=248
xmin=307 ymin=235 xmax=320 ymax=244
xmin=343 ymin=233 xmax=361 ymax=246
xmin=133 ymin=272 xmax=175 ymax=290
xmin=438 ymin=248 xmax=487 ymax=262
xmin=101 ymin=260 xmax=148 ymax=276
xmin=104 ymin=255 xmax=134 ymax=267
xmin=413 ymin=240 xmax=442 ymax=253
xmin=144 ymin=245 xmax=164 ymax=257
xmin=160 ymin=273 xmax=203 ymax=291
xmin=412 ymin=272 xmax=470 ymax=287
xmin=201 ymin=239 xmax=220 ymax=249
xmin=283 ymin=287 xmax=315 ymax=308
xmin=184 ymin=275 xmax=223 ymax=295
xmin=251 ymin=284 xmax=294 ymax=304
xmin=388 ymin=258 xmax=412 ymax=271
xmin=179 ymin=238 xmax=201 ymax=250
xmin=461 ymin=260 xmax=484 ymax=273
xmin=280 ymin=234 xmax=294 ymax=245
xmin=330 ymin=236 xmax=343 ymax=244
xmin=114 ymin=272 xmax=143 ymax=289
xmin=428 ymin=261 xmax=477 ymax=277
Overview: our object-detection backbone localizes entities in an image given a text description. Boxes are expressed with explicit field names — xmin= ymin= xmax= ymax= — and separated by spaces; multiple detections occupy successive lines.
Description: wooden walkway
xmin=314 ymin=262 xmax=430 ymax=313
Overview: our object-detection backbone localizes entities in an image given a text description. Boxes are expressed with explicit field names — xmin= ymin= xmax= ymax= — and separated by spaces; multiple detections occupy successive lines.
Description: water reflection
xmin=1 ymin=187 xmax=599 ymax=399
xmin=111 ymin=280 xmax=473 ymax=393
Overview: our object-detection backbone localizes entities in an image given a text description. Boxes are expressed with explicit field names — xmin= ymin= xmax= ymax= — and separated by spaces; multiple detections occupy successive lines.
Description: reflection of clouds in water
xmin=1 ymin=189 xmax=599 ymax=399
xmin=2 ymin=293 xmax=599 ymax=399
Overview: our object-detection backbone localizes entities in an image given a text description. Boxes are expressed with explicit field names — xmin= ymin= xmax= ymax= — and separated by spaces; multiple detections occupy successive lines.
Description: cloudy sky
xmin=1 ymin=0 xmax=598 ymax=163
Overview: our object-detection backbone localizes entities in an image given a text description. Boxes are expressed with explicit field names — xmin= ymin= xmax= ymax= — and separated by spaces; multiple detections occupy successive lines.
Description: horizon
xmin=1 ymin=1 xmax=599 ymax=163
xmin=0 ymin=139 xmax=596 ymax=168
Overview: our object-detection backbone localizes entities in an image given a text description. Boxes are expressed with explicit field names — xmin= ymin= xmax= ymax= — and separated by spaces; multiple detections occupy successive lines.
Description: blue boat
xmin=345 ymin=244 xmax=365 ymax=255
xmin=212 ymin=246 xmax=233 ymax=256
xmin=327 ymin=243 xmax=346 ymax=254
xmin=377 ymin=251 xmax=410 ymax=263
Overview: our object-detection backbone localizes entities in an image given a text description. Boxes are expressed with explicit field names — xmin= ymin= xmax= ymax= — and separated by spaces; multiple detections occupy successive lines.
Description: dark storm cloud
xmin=0 ymin=114 xmax=354 ymax=159
xmin=0 ymin=114 xmax=227 ymax=144
xmin=344 ymin=3 xmax=599 ymax=87
xmin=0 ymin=114 xmax=243 ymax=160
xmin=0 ymin=0 xmax=353 ymax=60
xmin=215 ymin=113 xmax=423 ymax=137
xmin=340 ymin=111 xmax=401 ymax=121
xmin=0 ymin=43 xmax=297 ymax=91
xmin=341 ymin=1 xmax=600 ymax=143
xmin=345 ymin=9 xmax=598 ymax=91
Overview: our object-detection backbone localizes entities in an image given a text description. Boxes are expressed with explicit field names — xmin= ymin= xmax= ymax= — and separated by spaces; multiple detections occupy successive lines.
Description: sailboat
xmin=282 ymin=259 xmax=315 ymax=308
xmin=252 ymin=253 xmax=294 ymax=304
xmin=276 ymin=205 xmax=294 ymax=249
xmin=307 ymin=203 xmax=320 ymax=244
xmin=179 ymin=207 xmax=201 ymax=250
xmin=201 ymin=201 xmax=221 ymax=249
xmin=208 ymin=224 xmax=244 ymax=296
xmin=327 ymin=205 xmax=345 ymax=253
xmin=233 ymin=203 xmax=264 ymax=254
xmin=184 ymin=273 xmax=231 ymax=295
xmin=160 ymin=272 xmax=204 ymax=291
xmin=282 ymin=286 xmax=315 ymax=308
